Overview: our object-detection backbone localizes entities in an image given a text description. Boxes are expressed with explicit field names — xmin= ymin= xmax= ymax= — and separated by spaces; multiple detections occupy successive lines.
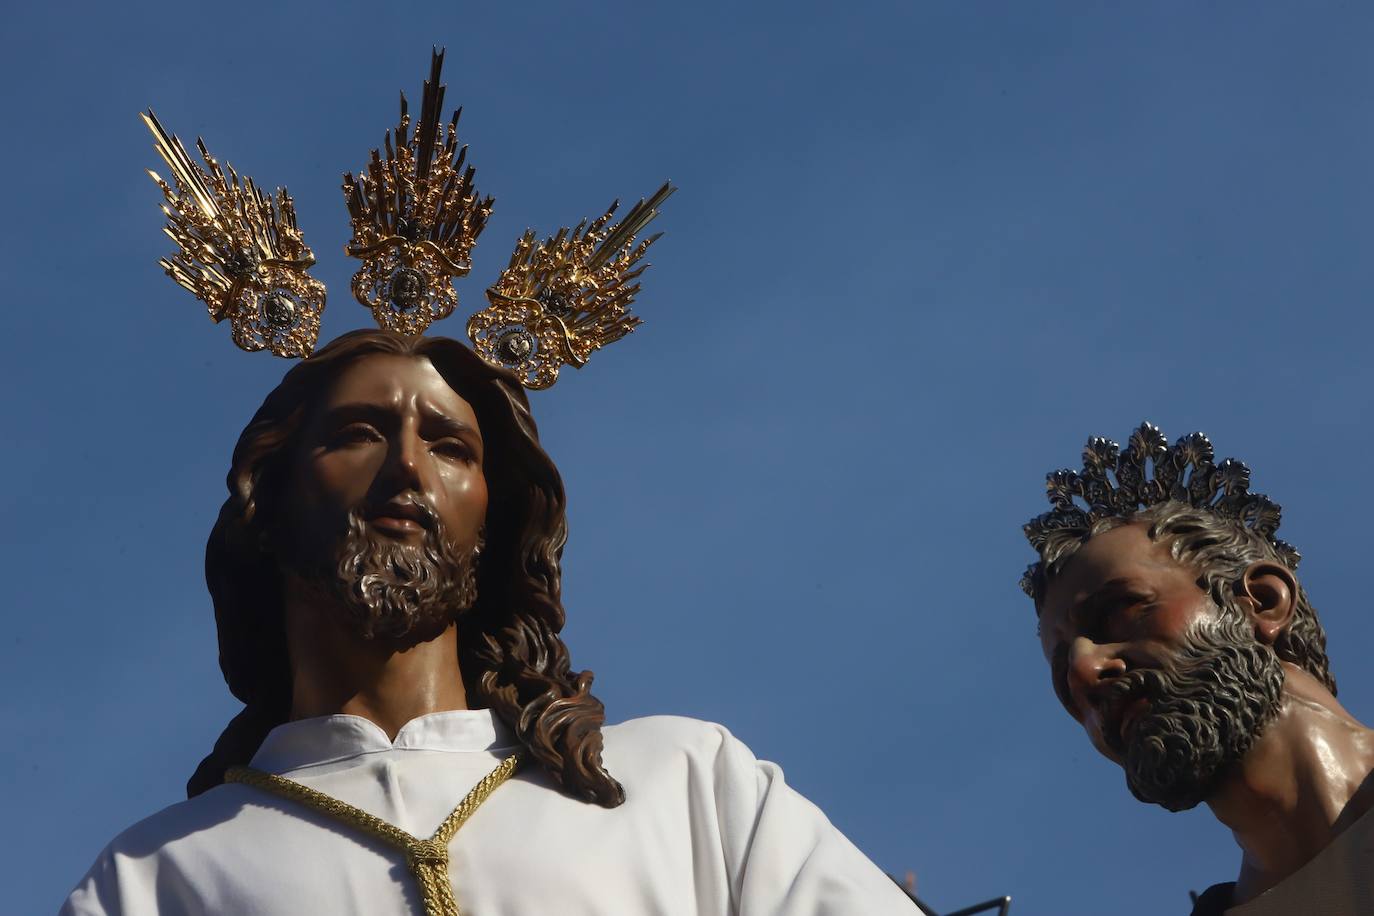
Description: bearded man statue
xmin=1022 ymin=422 xmax=1374 ymax=916
xmin=61 ymin=331 xmax=919 ymax=914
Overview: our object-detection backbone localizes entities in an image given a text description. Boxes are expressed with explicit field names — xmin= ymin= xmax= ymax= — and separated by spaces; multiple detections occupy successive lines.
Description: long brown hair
xmin=191 ymin=329 xmax=624 ymax=806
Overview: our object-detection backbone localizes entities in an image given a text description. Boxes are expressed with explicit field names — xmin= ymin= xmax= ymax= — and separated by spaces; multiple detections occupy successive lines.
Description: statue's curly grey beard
xmin=1107 ymin=611 xmax=1285 ymax=812
xmin=294 ymin=507 xmax=479 ymax=641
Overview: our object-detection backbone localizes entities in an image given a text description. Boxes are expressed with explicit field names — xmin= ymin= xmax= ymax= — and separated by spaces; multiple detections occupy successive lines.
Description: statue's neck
xmin=282 ymin=583 xmax=469 ymax=741
xmin=1208 ymin=665 xmax=1374 ymax=905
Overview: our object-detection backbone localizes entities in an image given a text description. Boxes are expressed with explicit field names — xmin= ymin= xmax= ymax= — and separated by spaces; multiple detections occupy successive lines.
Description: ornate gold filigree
xmin=146 ymin=51 xmax=673 ymax=375
xmin=143 ymin=111 xmax=325 ymax=358
xmin=343 ymin=50 xmax=493 ymax=336
xmin=468 ymin=182 xmax=676 ymax=389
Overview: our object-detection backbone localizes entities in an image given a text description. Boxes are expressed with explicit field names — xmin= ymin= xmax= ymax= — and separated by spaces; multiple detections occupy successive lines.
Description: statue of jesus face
xmin=276 ymin=352 xmax=490 ymax=638
xmin=1036 ymin=523 xmax=1284 ymax=811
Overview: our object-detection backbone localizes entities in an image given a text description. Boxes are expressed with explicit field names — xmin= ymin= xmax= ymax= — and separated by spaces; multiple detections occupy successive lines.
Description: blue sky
xmin=4 ymin=3 xmax=1374 ymax=913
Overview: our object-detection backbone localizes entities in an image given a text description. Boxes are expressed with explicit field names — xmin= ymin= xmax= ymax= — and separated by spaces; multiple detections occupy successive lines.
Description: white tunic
xmin=62 ymin=711 xmax=916 ymax=915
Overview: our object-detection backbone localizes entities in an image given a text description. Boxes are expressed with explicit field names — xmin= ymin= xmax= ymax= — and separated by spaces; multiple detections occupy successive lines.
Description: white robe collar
xmin=250 ymin=709 xmax=519 ymax=773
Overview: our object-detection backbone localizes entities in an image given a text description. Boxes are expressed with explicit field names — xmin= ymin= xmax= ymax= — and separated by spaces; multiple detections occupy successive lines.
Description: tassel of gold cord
xmin=226 ymin=753 xmax=520 ymax=916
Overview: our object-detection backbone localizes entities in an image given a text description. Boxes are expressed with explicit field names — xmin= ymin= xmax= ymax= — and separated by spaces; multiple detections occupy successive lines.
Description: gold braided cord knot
xmin=226 ymin=752 xmax=520 ymax=916
xmin=408 ymin=838 xmax=450 ymax=867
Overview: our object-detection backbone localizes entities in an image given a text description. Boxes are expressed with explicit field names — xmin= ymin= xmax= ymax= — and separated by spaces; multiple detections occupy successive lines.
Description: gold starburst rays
xmin=343 ymin=50 xmax=493 ymax=336
xmin=145 ymin=51 xmax=673 ymax=385
xmin=143 ymin=111 xmax=325 ymax=357
xmin=468 ymin=182 xmax=676 ymax=389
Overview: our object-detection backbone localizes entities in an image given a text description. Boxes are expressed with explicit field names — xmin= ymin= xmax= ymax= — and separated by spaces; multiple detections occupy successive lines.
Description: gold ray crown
xmin=144 ymin=50 xmax=672 ymax=386
xmin=469 ymin=183 xmax=676 ymax=389
xmin=143 ymin=111 xmax=325 ymax=357
xmin=342 ymin=49 xmax=493 ymax=336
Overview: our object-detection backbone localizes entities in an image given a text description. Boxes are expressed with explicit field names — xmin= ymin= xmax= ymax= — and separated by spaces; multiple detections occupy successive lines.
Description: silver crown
xmin=1020 ymin=421 xmax=1299 ymax=596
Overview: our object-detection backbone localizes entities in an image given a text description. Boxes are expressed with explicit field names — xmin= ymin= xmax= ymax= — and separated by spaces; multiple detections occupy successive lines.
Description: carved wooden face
xmin=1037 ymin=522 xmax=1298 ymax=811
xmin=283 ymin=353 xmax=489 ymax=566
xmin=1037 ymin=524 xmax=1217 ymax=765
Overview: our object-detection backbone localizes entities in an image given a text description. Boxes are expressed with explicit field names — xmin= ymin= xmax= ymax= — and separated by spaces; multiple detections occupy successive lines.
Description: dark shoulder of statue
xmin=1189 ymin=882 xmax=1235 ymax=916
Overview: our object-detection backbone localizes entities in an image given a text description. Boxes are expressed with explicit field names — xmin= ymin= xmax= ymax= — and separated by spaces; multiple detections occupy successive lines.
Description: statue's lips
xmin=363 ymin=501 xmax=432 ymax=535
xmin=368 ymin=515 xmax=424 ymax=535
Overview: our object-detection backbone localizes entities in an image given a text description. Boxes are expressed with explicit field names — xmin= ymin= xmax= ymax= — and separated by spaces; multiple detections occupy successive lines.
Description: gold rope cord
xmin=226 ymin=753 xmax=520 ymax=916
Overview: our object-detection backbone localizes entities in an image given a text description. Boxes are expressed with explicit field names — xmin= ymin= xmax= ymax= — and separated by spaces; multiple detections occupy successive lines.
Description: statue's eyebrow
xmin=416 ymin=404 xmax=482 ymax=442
xmin=316 ymin=403 xmax=396 ymax=428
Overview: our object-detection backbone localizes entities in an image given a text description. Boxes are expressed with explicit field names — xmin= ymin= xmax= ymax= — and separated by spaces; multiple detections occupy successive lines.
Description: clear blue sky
xmin=4 ymin=3 xmax=1374 ymax=914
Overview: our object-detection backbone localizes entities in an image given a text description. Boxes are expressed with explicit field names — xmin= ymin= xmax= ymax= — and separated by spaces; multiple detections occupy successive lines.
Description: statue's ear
xmin=1236 ymin=562 xmax=1298 ymax=646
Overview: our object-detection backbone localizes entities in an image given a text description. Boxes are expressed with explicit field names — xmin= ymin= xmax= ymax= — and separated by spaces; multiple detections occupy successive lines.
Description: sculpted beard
xmin=1110 ymin=611 xmax=1285 ymax=812
xmin=288 ymin=503 xmax=479 ymax=641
